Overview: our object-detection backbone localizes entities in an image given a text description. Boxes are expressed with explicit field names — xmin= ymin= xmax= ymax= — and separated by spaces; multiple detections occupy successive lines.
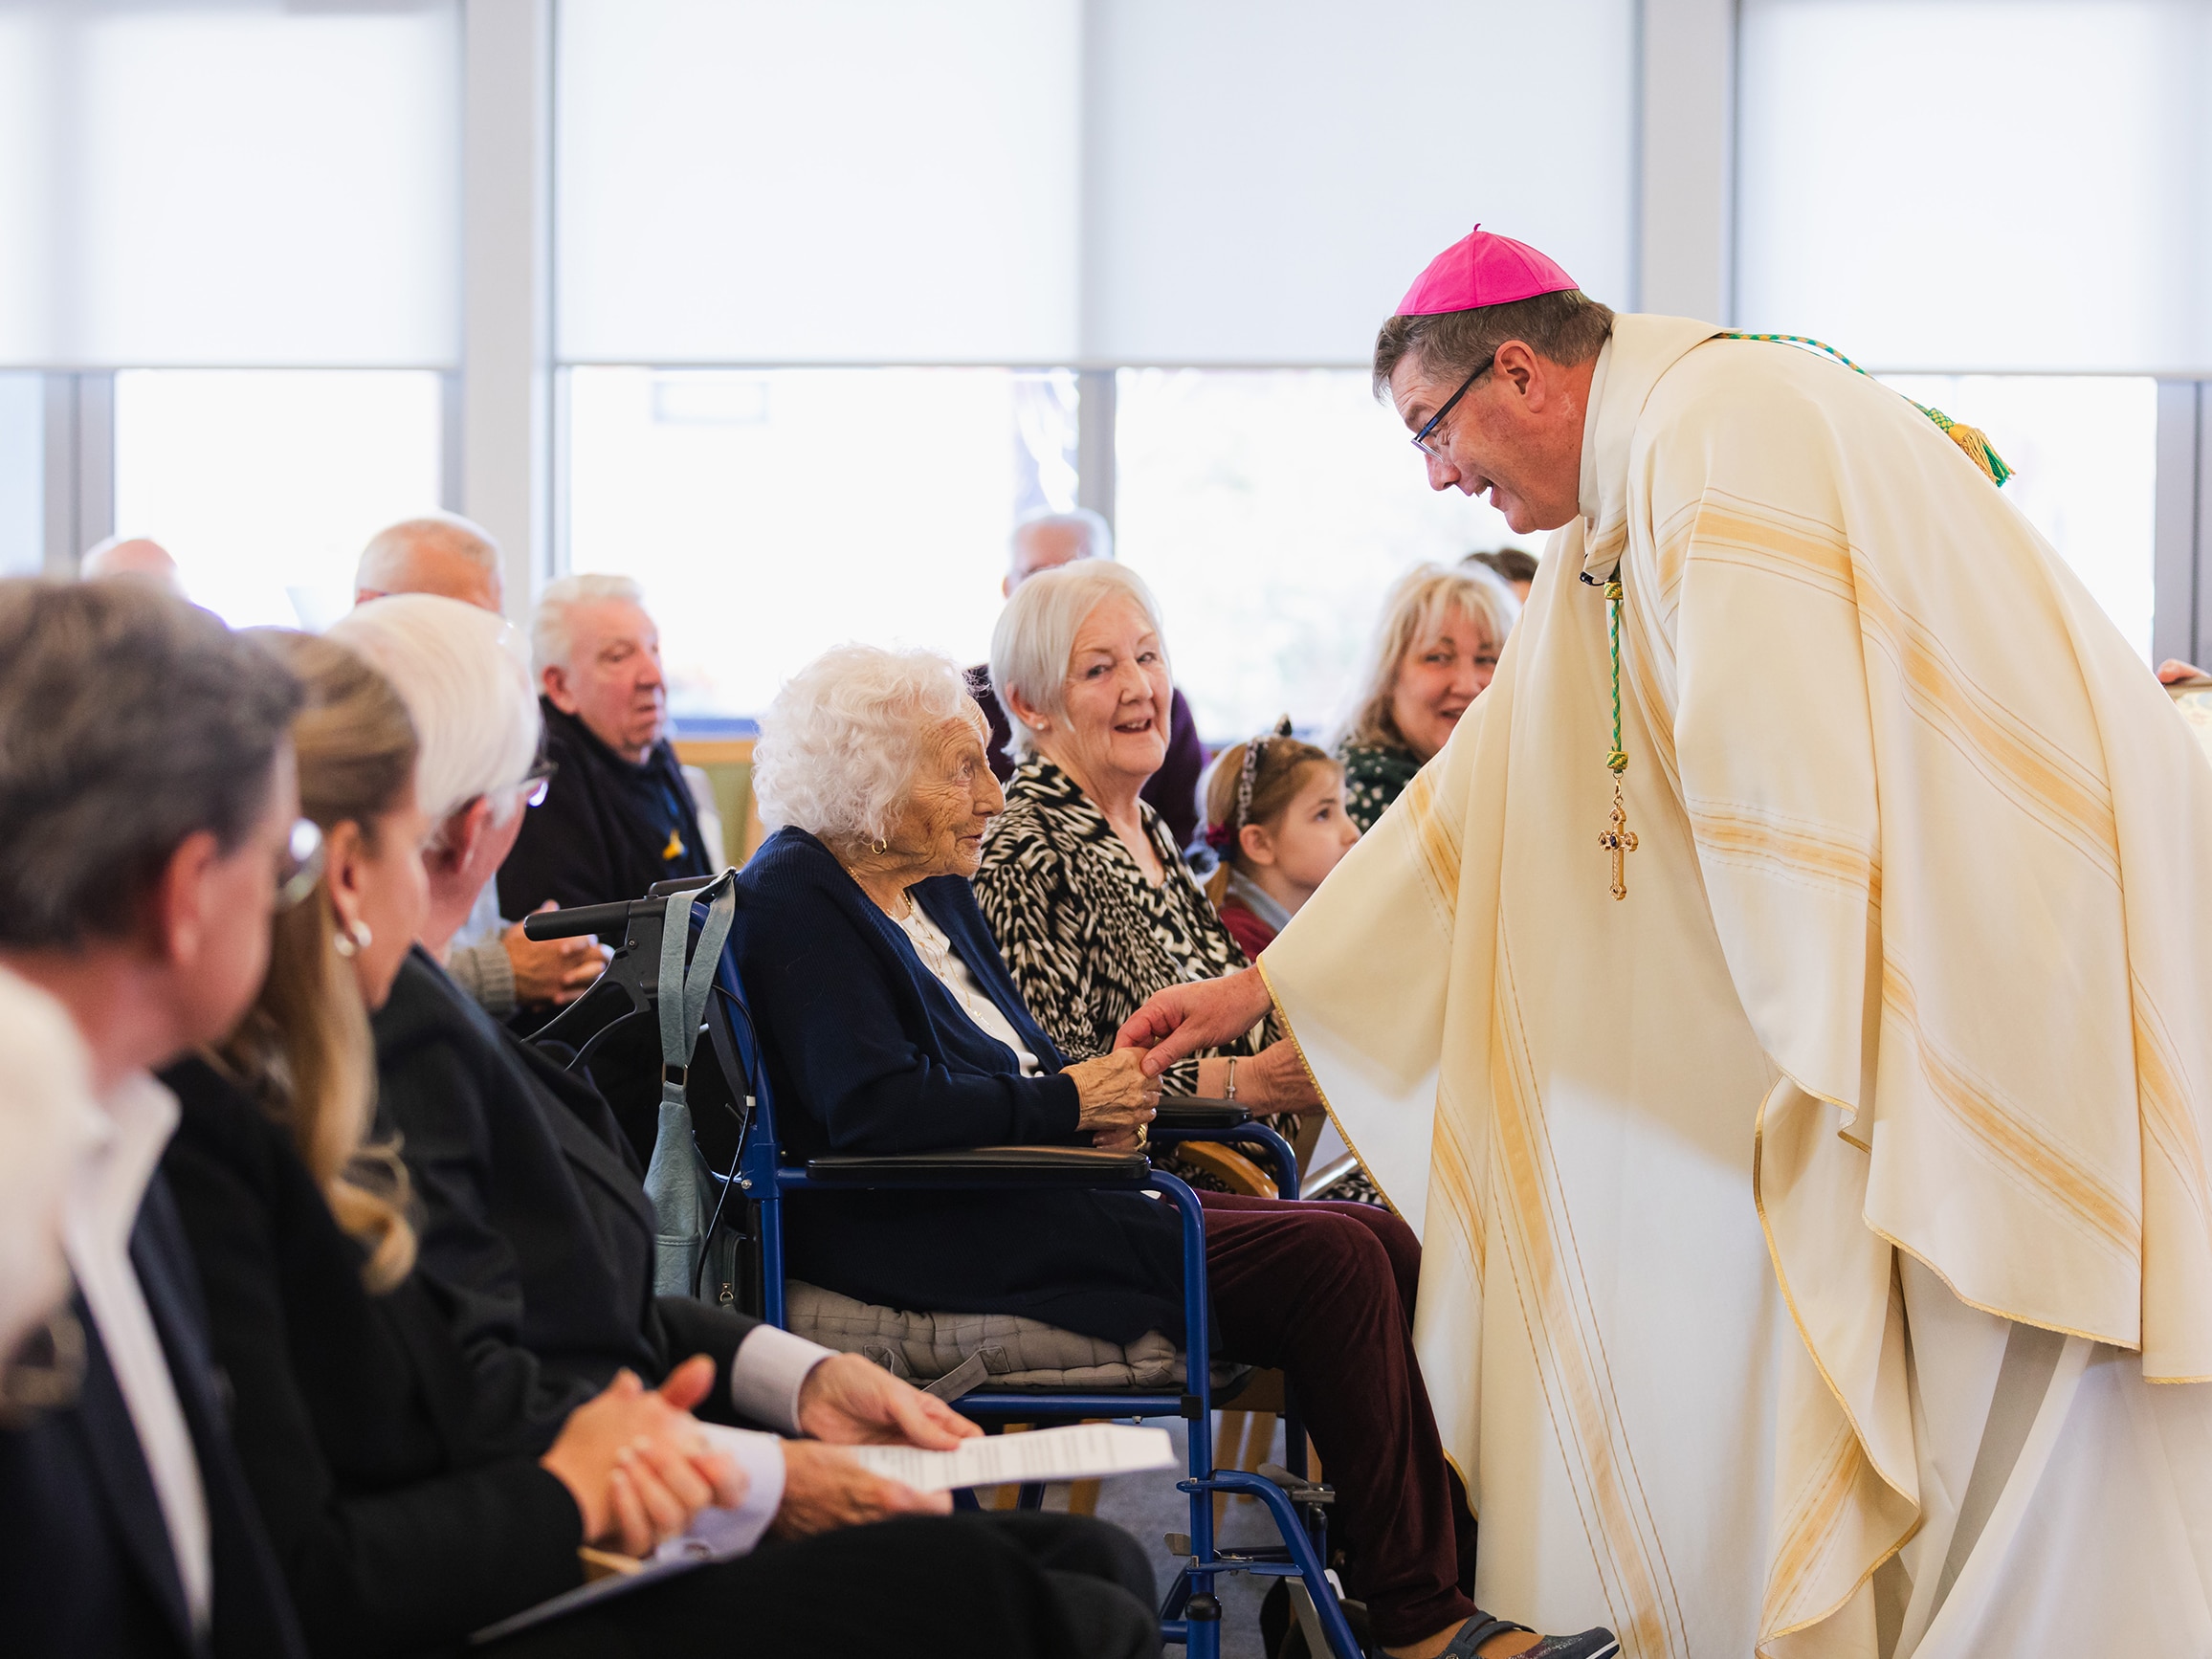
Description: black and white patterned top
xmin=977 ymin=756 xmax=1384 ymax=1210
xmin=973 ymin=756 xmax=1273 ymax=1099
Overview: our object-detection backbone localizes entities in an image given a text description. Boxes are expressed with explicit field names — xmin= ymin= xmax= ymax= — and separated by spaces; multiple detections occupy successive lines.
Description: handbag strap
xmin=656 ymin=871 xmax=738 ymax=1111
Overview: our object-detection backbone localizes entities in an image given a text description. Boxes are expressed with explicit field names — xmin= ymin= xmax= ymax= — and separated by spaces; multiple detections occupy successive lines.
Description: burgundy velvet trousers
xmin=1192 ymin=1188 xmax=1480 ymax=1647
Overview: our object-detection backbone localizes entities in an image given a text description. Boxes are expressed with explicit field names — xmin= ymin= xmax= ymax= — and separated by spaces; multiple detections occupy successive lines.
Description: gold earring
xmin=870 ymin=837 xmax=888 ymax=855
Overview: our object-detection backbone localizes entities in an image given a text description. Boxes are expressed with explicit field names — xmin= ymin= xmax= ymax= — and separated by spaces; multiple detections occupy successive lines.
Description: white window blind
xmin=555 ymin=0 xmax=1083 ymax=366
xmin=554 ymin=0 xmax=1636 ymax=368
xmin=1081 ymin=0 xmax=1635 ymax=366
xmin=1738 ymin=0 xmax=2212 ymax=372
xmin=0 ymin=0 xmax=460 ymax=369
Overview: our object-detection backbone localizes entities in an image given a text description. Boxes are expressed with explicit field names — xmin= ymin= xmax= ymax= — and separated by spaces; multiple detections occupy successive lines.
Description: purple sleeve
xmin=1141 ymin=686 xmax=1207 ymax=850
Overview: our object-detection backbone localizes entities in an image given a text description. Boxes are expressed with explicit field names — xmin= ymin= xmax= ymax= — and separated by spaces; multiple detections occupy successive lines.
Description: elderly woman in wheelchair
xmin=735 ymin=645 xmax=1616 ymax=1659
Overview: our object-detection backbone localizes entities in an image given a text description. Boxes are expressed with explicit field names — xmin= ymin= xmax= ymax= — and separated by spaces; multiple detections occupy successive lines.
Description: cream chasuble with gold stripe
xmin=1263 ymin=316 xmax=2212 ymax=1657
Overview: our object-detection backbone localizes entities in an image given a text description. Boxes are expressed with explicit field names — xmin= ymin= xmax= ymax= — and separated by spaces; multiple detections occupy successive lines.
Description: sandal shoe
xmin=1442 ymin=1618 xmax=1622 ymax=1659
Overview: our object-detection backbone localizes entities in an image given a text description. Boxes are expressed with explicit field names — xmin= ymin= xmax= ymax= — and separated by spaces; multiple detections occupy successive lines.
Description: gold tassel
xmin=1909 ymin=400 xmax=2014 ymax=487
xmin=1941 ymin=420 xmax=2011 ymax=487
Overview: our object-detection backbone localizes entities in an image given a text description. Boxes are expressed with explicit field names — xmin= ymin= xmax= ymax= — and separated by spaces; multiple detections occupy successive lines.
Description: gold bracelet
xmin=1225 ymin=1057 xmax=1238 ymax=1100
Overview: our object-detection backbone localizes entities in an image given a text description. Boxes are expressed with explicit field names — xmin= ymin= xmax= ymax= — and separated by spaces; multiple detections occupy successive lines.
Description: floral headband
xmin=1205 ymin=715 xmax=1295 ymax=852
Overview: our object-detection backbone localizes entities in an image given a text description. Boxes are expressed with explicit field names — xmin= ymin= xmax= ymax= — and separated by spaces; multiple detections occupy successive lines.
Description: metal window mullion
xmin=1641 ymin=0 xmax=1736 ymax=322
xmin=2197 ymin=382 xmax=2212 ymax=672
xmin=39 ymin=369 xmax=114 ymax=577
xmin=2153 ymin=380 xmax=2202 ymax=667
xmin=1075 ymin=367 xmax=1116 ymax=534
xmin=75 ymin=371 xmax=114 ymax=557
xmin=40 ymin=373 xmax=77 ymax=576
xmin=438 ymin=368 xmax=465 ymax=514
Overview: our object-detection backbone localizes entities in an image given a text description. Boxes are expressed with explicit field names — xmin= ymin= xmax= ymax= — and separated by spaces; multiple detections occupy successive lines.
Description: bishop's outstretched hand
xmin=1113 ymin=967 xmax=1275 ymax=1076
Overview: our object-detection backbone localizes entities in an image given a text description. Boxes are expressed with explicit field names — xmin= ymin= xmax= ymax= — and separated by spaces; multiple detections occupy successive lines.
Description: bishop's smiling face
xmin=1388 ymin=341 xmax=1595 ymax=534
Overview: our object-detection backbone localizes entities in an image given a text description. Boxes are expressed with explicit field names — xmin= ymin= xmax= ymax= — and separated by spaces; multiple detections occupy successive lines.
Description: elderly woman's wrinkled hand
xmin=1066 ymin=1050 xmax=1160 ymax=1146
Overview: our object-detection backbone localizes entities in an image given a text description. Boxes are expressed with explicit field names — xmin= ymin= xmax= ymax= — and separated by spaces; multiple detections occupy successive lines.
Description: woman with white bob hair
xmin=739 ymin=642 xmax=1574 ymax=1659
xmin=974 ymin=560 xmax=1319 ymax=1115
xmin=330 ymin=593 xmax=543 ymax=964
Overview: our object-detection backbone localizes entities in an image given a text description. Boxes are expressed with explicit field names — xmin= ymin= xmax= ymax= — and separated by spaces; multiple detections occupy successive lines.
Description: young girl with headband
xmin=1200 ymin=718 xmax=1361 ymax=962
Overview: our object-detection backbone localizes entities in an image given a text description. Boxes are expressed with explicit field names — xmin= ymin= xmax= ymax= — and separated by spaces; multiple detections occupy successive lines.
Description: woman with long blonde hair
xmin=210 ymin=630 xmax=422 ymax=1289
xmin=1333 ymin=562 xmax=1519 ymax=831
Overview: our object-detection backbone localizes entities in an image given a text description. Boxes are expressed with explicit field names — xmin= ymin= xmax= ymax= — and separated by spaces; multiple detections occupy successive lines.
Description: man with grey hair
xmin=352 ymin=515 xmax=503 ymax=613
xmin=498 ymin=572 xmax=716 ymax=918
xmin=0 ymin=579 xmax=308 ymax=1659
xmin=348 ymin=519 xmax=604 ymax=1022
xmin=969 ymin=509 xmax=1208 ymax=848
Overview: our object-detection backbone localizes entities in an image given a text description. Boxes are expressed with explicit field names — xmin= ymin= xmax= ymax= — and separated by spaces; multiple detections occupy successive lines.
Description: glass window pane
xmin=564 ymin=367 xmax=1074 ymax=717
xmin=1879 ymin=375 xmax=2159 ymax=659
xmin=113 ymin=370 xmax=444 ymax=630
xmin=0 ymin=370 xmax=40 ymax=576
xmin=1738 ymin=0 xmax=2212 ymax=372
xmin=0 ymin=0 xmax=460 ymax=368
xmin=1115 ymin=368 xmax=1543 ymax=741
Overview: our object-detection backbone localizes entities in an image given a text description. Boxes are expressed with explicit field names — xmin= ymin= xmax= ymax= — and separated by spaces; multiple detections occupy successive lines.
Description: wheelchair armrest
xmin=1149 ymin=1110 xmax=1303 ymax=1203
xmin=522 ymin=899 xmax=636 ymax=941
xmin=804 ymin=1146 xmax=1154 ymax=1188
xmin=1153 ymin=1096 xmax=1250 ymax=1132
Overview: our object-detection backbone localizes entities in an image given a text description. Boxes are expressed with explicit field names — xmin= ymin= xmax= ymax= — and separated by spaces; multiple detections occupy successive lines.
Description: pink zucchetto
xmin=1396 ymin=225 xmax=1578 ymax=317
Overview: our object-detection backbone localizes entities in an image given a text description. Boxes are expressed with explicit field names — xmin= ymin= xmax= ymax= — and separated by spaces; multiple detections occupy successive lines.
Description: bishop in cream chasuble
xmin=1118 ymin=229 xmax=2212 ymax=1657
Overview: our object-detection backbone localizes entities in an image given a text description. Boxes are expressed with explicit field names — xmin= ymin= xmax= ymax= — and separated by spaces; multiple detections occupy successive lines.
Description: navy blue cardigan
xmin=735 ymin=827 xmax=1187 ymax=1344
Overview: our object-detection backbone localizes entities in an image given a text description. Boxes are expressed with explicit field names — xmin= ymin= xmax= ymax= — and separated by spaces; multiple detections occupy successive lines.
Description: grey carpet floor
xmin=989 ymin=1417 xmax=1295 ymax=1659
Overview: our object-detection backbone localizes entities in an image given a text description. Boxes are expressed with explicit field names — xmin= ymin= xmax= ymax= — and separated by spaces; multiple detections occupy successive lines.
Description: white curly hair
xmin=753 ymin=644 xmax=985 ymax=851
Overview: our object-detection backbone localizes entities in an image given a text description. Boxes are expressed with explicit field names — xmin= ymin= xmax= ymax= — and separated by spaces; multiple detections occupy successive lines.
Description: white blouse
xmin=894 ymin=903 xmax=1043 ymax=1078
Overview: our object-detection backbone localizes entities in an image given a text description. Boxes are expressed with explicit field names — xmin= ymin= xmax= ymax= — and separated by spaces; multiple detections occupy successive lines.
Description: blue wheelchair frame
xmin=528 ymin=881 xmax=1365 ymax=1658
xmin=704 ymin=933 xmax=1364 ymax=1659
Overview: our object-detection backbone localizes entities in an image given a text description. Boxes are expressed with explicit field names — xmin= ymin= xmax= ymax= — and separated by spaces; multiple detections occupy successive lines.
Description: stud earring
xmin=333 ymin=918 xmax=372 ymax=958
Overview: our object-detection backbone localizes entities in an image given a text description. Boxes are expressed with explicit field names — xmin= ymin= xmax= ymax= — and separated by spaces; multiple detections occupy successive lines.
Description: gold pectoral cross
xmin=1599 ymin=781 xmax=1638 ymax=901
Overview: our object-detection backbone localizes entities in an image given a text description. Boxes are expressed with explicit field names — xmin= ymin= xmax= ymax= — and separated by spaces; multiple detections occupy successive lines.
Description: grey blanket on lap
xmin=787 ymin=1281 xmax=1239 ymax=1390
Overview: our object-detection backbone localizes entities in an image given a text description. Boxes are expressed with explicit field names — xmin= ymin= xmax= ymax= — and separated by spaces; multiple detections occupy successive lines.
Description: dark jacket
xmin=158 ymin=1056 xmax=586 ymax=1658
xmin=371 ymin=946 xmax=763 ymax=1452
xmin=735 ymin=827 xmax=1187 ymax=1344
xmin=969 ymin=667 xmax=1207 ymax=852
xmin=498 ymin=699 xmax=714 ymax=918
xmin=0 ymin=1170 xmax=306 ymax=1659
